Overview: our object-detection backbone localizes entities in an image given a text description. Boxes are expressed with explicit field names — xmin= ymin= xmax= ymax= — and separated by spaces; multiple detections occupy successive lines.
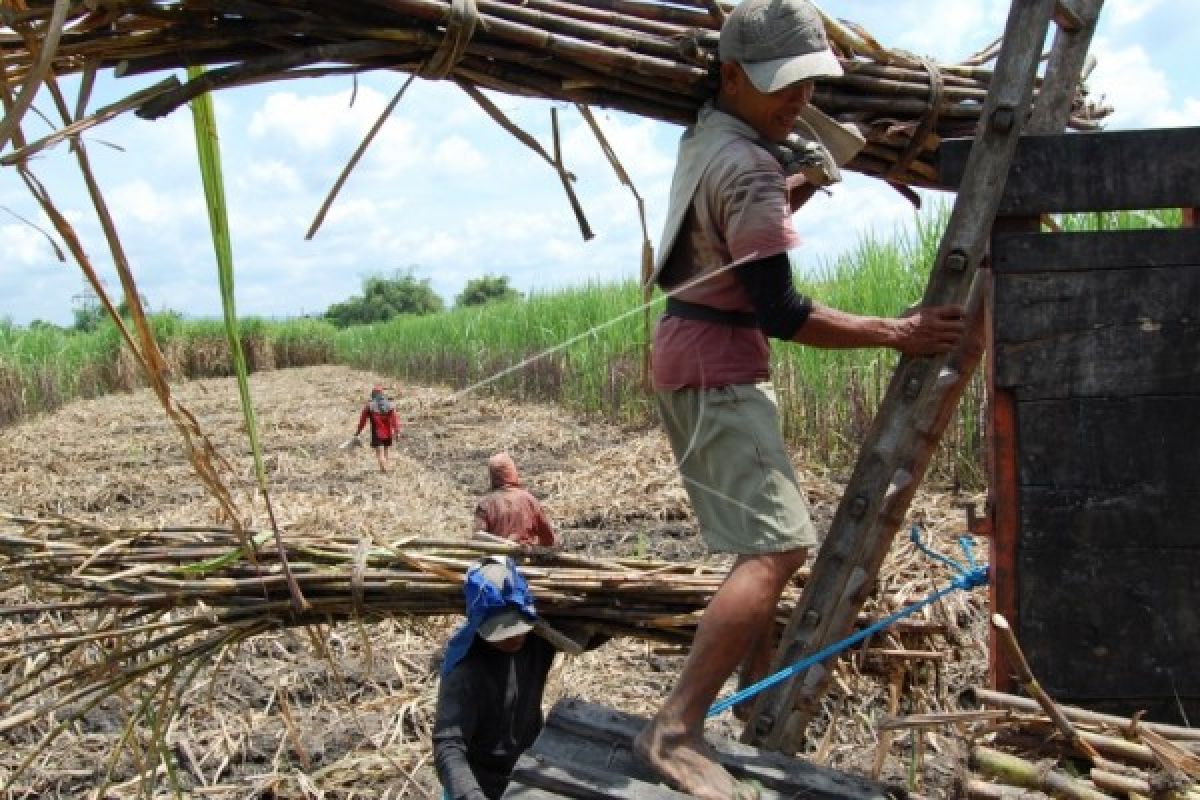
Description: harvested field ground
xmin=0 ymin=365 xmax=988 ymax=799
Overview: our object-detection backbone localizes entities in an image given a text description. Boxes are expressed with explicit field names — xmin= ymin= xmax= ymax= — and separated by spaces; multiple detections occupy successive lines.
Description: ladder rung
xmin=1053 ymin=0 xmax=1085 ymax=32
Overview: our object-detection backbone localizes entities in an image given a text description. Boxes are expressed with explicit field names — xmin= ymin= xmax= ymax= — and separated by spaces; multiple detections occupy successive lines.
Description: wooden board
xmin=1020 ymin=486 xmax=1200 ymax=550
xmin=938 ymin=127 xmax=1200 ymax=212
xmin=993 ymin=267 xmax=1200 ymax=399
xmin=993 ymin=228 xmax=1200 ymax=273
xmin=1015 ymin=546 xmax=1200 ymax=713
xmin=502 ymin=699 xmax=899 ymax=800
xmin=1015 ymin=397 xmax=1200 ymax=489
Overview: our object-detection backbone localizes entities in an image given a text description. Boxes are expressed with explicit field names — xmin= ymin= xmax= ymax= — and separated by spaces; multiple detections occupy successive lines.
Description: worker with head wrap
xmin=472 ymin=453 xmax=557 ymax=547
xmin=433 ymin=556 xmax=603 ymax=799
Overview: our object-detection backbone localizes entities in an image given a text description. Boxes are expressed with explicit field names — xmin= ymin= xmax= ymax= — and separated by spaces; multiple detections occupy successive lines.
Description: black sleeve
xmin=433 ymin=669 xmax=489 ymax=800
xmin=734 ymin=252 xmax=813 ymax=340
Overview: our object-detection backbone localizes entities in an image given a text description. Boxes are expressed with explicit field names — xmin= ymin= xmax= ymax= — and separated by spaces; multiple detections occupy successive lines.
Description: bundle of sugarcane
xmin=958 ymin=689 xmax=1200 ymax=800
xmin=875 ymin=688 xmax=1200 ymax=798
xmin=0 ymin=511 xmax=947 ymax=648
xmin=0 ymin=0 xmax=1111 ymax=190
xmin=0 ymin=510 xmax=957 ymax=743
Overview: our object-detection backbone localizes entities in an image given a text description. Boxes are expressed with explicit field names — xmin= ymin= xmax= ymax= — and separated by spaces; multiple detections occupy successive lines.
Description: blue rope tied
xmin=707 ymin=526 xmax=988 ymax=718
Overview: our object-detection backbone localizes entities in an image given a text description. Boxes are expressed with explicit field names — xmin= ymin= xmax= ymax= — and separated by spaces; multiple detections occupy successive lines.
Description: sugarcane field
xmin=3 ymin=0 xmax=1199 ymax=798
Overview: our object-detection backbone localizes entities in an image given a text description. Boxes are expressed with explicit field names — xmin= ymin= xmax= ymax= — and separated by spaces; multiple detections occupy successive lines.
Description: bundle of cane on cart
xmin=2 ymin=0 xmax=1110 ymax=211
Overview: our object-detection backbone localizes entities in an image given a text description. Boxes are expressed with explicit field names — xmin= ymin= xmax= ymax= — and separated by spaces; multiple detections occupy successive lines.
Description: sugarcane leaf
xmin=187 ymin=66 xmax=267 ymax=491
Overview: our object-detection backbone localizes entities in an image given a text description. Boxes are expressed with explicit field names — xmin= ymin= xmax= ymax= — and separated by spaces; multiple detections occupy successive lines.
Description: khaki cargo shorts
xmin=656 ymin=382 xmax=817 ymax=555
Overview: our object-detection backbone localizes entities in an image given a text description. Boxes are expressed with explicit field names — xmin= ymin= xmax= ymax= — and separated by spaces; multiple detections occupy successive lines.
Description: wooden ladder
xmin=743 ymin=0 xmax=1105 ymax=753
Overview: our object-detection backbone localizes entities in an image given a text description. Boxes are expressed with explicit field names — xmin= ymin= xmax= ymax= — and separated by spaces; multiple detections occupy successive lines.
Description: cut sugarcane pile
xmin=881 ymin=688 xmax=1200 ymax=800
xmin=0 ymin=0 xmax=1111 ymax=189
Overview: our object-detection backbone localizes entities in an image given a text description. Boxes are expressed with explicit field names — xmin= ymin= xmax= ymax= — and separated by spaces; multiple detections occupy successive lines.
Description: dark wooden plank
xmin=507 ymin=754 xmax=693 ymax=800
xmin=938 ymin=127 xmax=1200 ymax=212
xmin=515 ymin=699 xmax=897 ymax=800
xmin=993 ymin=228 xmax=1200 ymax=273
xmin=992 ymin=265 xmax=1200 ymax=397
xmin=1016 ymin=397 xmax=1200 ymax=488
xmin=503 ymin=787 xmax=569 ymax=800
xmin=994 ymin=266 xmax=1200 ymax=343
xmin=1016 ymin=547 xmax=1200 ymax=703
xmin=996 ymin=320 xmax=1200 ymax=397
xmin=1019 ymin=486 xmax=1200 ymax=550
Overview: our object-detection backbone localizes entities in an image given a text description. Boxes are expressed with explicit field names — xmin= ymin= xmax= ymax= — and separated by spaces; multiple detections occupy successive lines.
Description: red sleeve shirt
xmin=652 ymin=130 xmax=800 ymax=390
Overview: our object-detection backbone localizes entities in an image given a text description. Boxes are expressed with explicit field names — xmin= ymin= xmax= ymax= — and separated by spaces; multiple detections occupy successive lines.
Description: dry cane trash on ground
xmin=5 ymin=368 xmax=1192 ymax=800
xmin=1 ymin=365 xmax=998 ymax=798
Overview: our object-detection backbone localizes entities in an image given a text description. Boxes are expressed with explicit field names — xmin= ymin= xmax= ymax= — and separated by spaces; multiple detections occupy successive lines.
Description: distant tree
xmin=72 ymin=304 xmax=107 ymax=333
xmin=456 ymin=275 xmax=521 ymax=308
xmin=28 ymin=319 xmax=63 ymax=332
xmin=72 ymin=295 xmax=144 ymax=333
xmin=324 ymin=269 xmax=443 ymax=328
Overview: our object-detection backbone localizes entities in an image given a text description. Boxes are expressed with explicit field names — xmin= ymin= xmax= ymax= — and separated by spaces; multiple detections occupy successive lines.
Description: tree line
xmin=9 ymin=271 xmax=520 ymax=333
xmin=323 ymin=269 xmax=520 ymax=328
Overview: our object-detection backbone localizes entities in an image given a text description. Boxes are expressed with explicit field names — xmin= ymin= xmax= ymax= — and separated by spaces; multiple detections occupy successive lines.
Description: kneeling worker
xmin=433 ymin=556 xmax=602 ymax=799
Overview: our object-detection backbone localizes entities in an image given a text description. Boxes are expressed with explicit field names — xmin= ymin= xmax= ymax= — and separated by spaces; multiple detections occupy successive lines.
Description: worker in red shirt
xmin=355 ymin=386 xmax=401 ymax=473
xmin=473 ymin=453 xmax=557 ymax=546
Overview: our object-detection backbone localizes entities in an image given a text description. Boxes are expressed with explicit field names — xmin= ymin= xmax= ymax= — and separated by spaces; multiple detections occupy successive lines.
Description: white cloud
xmin=1105 ymin=0 xmax=1163 ymax=28
xmin=241 ymin=160 xmax=303 ymax=194
xmin=433 ymin=135 xmax=487 ymax=173
xmin=1152 ymin=98 xmax=1200 ymax=128
xmin=413 ymin=230 xmax=468 ymax=262
xmin=322 ymin=196 xmax=390 ymax=229
xmin=1088 ymin=38 xmax=1175 ymax=129
xmin=464 ymin=209 xmax=557 ymax=244
xmin=790 ymin=175 xmax=924 ymax=276
xmin=1 ymin=222 xmax=59 ymax=266
xmin=849 ymin=1 xmax=1009 ymax=60
xmin=248 ymin=88 xmax=396 ymax=152
xmin=108 ymin=180 xmax=177 ymax=226
xmin=562 ymin=113 xmax=676 ymax=180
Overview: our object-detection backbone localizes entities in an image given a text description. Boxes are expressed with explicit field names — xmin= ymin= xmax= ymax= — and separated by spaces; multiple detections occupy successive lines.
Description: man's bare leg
xmin=635 ymin=548 xmax=807 ymax=799
xmin=732 ymin=617 xmax=782 ymax=722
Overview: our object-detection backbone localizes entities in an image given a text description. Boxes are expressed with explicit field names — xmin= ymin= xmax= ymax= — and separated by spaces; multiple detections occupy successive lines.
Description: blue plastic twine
xmin=707 ymin=526 xmax=988 ymax=718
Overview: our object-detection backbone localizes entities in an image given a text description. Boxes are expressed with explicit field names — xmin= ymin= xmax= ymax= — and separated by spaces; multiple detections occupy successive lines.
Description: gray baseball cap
xmin=475 ymin=558 xmax=535 ymax=642
xmin=718 ymin=0 xmax=843 ymax=94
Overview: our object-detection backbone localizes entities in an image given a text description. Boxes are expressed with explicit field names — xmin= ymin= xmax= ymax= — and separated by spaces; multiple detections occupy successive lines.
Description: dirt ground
xmin=0 ymin=365 xmax=988 ymax=799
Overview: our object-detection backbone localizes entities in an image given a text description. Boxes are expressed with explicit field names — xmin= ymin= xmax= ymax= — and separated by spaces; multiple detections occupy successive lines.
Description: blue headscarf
xmin=441 ymin=556 xmax=538 ymax=676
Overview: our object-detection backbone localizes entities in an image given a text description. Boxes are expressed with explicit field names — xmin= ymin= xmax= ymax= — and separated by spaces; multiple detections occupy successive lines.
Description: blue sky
xmin=1 ymin=0 xmax=1196 ymax=326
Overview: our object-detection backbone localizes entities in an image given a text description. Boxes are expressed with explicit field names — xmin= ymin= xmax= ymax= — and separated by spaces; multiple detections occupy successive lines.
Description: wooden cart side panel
xmin=988 ymin=199 xmax=1200 ymax=720
xmin=939 ymin=128 xmax=1200 ymax=213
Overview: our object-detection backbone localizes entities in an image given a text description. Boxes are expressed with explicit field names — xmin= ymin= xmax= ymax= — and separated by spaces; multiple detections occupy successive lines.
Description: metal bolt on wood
xmin=991 ymin=105 xmax=1017 ymax=133
xmin=945 ymin=249 xmax=970 ymax=271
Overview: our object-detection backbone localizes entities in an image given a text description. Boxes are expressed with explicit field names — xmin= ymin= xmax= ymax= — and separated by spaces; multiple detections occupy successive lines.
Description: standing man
xmin=473 ymin=453 xmax=558 ymax=547
xmin=633 ymin=0 xmax=965 ymax=797
xmin=355 ymin=385 xmax=400 ymax=473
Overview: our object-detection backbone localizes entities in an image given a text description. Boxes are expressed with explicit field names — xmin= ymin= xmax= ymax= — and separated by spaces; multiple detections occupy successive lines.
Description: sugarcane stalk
xmin=964 ymin=778 xmax=1052 ymax=800
xmin=992 ymin=614 xmax=1103 ymax=764
xmin=1018 ymin=719 xmax=1159 ymax=767
xmin=970 ymin=746 xmax=1110 ymax=800
xmin=1091 ymin=769 xmax=1199 ymax=800
xmin=966 ymin=688 xmax=1200 ymax=743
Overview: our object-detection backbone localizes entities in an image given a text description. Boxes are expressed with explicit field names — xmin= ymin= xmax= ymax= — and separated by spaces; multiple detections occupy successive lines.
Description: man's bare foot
xmin=634 ymin=714 xmax=754 ymax=800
